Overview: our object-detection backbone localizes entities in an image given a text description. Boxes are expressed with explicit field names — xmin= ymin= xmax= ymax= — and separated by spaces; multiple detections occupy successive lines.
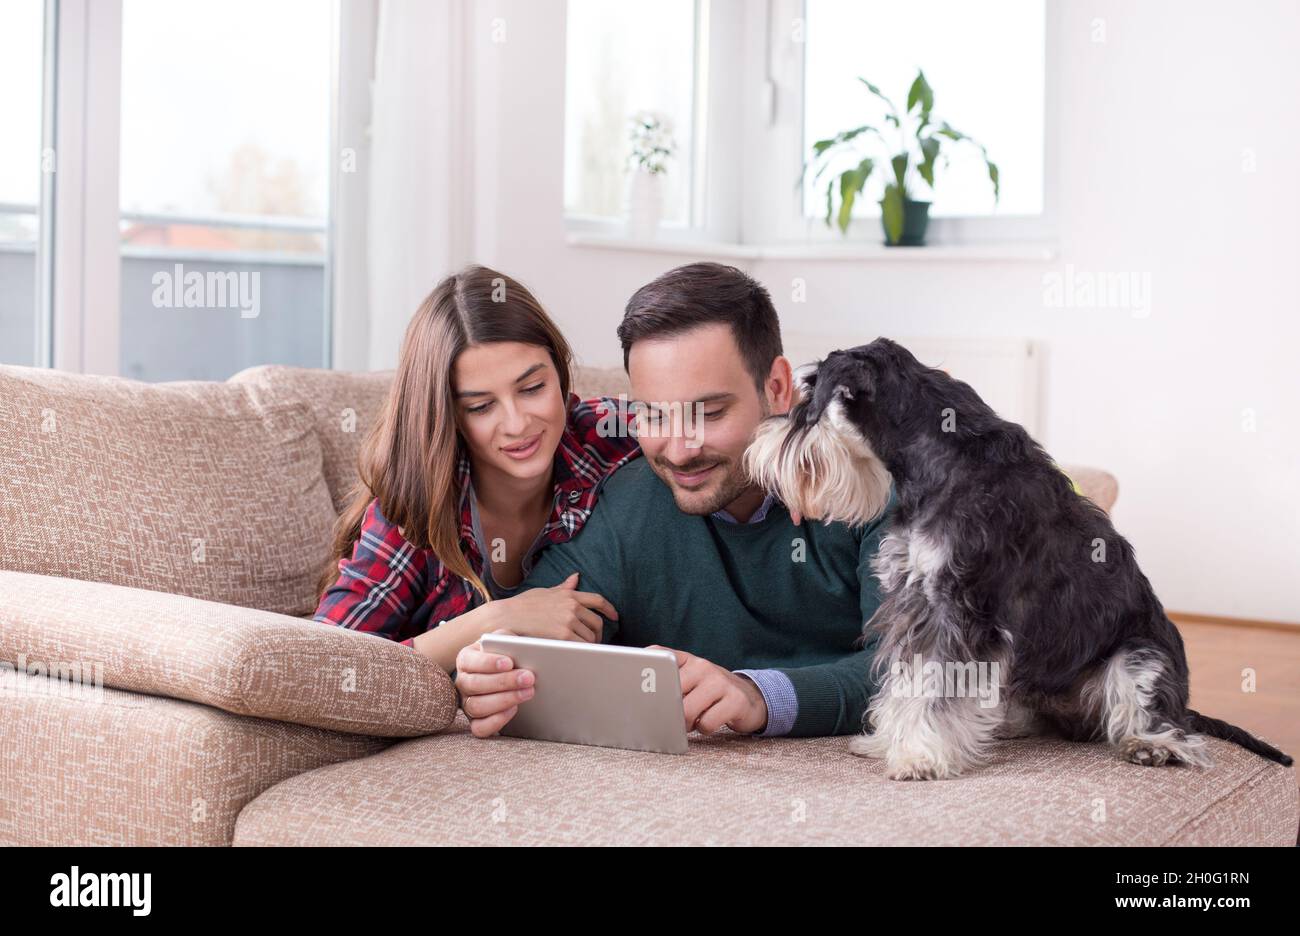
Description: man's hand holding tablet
xmin=649 ymin=646 xmax=769 ymax=736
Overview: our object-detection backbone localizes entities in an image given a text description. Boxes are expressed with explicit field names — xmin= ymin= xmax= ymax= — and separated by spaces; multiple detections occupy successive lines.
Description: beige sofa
xmin=0 ymin=363 xmax=1294 ymax=846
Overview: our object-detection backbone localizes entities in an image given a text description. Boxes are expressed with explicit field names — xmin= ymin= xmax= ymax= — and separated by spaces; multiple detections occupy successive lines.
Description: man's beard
xmin=649 ymin=397 xmax=772 ymax=516
xmin=651 ymin=454 xmax=755 ymax=516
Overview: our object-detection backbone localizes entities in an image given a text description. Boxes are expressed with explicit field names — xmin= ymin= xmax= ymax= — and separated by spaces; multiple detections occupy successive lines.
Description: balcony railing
xmin=0 ymin=204 xmax=329 ymax=379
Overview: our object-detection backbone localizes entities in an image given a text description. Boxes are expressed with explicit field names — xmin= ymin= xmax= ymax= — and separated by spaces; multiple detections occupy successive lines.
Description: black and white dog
xmin=745 ymin=338 xmax=1292 ymax=780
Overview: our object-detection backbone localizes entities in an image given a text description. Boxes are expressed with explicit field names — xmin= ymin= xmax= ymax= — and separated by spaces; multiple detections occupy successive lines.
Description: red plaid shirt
xmin=314 ymin=394 xmax=640 ymax=649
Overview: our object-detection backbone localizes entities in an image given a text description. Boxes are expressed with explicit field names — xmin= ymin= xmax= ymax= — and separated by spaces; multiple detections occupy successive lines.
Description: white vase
xmin=625 ymin=169 xmax=664 ymax=240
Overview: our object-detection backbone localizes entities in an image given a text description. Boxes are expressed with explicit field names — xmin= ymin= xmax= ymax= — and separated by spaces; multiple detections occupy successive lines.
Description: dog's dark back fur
xmin=798 ymin=338 xmax=1290 ymax=766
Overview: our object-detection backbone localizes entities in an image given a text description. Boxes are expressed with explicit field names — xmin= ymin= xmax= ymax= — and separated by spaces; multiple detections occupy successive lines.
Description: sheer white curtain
xmin=365 ymin=0 xmax=467 ymax=370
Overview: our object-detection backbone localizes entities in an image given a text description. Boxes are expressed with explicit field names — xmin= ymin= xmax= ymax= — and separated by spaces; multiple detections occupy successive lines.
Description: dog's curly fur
xmin=745 ymin=338 xmax=1292 ymax=780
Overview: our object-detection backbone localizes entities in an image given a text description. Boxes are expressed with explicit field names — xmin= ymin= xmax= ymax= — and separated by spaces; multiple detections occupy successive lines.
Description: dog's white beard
xmin=744 ymin=399 xmax=893 ymax=527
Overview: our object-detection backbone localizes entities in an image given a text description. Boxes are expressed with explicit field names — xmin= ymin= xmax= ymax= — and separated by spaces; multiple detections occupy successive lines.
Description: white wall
xmin=446 ymin=0 xmax=1299 ymax=624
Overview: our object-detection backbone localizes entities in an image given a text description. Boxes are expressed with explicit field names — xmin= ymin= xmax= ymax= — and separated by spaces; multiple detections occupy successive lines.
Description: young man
xmin=455 ymin=262 xmax=895 ymax=738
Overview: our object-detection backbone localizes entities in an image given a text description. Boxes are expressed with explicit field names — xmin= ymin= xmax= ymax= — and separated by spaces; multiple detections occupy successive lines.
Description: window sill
xmin=565 ymin=232 xmax=1057 ymax=262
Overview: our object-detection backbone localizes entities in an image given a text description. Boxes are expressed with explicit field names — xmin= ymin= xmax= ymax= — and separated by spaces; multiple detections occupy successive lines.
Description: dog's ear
xmin=838 ymin=359 xmax=877 ymax=403
xmin=811 ymin=350 xmax=877 ymax=418
xmin=792 ymin=361 xmax=820 ymax=404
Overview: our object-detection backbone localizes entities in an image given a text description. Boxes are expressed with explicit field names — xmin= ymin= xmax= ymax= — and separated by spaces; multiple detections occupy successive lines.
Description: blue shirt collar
xmin=711 ymin=491 xmax=778 ymax=525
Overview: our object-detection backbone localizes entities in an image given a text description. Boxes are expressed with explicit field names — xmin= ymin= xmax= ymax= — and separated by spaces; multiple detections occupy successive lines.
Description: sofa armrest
xmin=0 ymin=571 xmax=456 ymax=737
xmin=0 ymin=668 xmax=392 ymax=845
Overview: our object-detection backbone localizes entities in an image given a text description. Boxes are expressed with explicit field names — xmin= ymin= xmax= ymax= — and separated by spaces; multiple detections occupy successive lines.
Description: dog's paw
xmin=883 ymin=755 xmax=953 ymax=781
xmin=1121 ymin=738 xmax=1172 ymax=767
xmin=848 ymin=733 xmax=888 ymax=759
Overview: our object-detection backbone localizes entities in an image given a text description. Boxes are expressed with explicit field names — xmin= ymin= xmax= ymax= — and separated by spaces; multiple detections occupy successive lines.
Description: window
xmin=803 ymin=0 xmax=1045 ymax=221
xmin=0 ymin=0 xmax=355 ymax=380
xmin=0 ymin=0 xmax=51 ymax=366
xmin=562 ymin=0 xmax=1051 ymax=248
xmin=563 ymin=0 xmax=699 ymax=227
xmin=118 ymin=0 xmax=333 ymax=381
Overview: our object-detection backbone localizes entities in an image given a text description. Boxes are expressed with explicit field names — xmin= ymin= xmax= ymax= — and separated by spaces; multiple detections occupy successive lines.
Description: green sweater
xmin=522 ymin=458 xmax=895 ymax=737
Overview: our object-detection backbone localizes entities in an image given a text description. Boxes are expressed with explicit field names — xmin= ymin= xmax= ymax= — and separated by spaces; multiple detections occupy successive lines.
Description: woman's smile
xmin=500 ymin=432 xmax=545 ymax=461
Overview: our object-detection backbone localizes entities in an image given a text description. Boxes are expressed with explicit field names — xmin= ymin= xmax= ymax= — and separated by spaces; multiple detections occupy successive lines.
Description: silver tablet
xmin=479 ymin=634 xmax=688 ymax=754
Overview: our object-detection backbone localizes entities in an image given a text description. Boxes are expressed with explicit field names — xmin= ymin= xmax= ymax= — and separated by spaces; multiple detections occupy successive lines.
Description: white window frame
xmin=44 ymin=0 xmax=372 ymax=376
xmin=563 ymin=0 xmax=746 ymax=245
xmin=564 ymin=0 xmax=1059 ymax=252
xmin=750 ymin=0 xmax=1059 ymax=246
xmin=51 ymin=0 xmax=122 ymax=374
xmin=33 ymin=0 xmax=59 ymax=367
xmin=330 ymin=0 xmax=377 ymax=372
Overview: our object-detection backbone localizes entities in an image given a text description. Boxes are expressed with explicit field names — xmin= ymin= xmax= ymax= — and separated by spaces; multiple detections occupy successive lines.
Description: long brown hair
xmin=320 ymin=265 xmax=574 ymax=602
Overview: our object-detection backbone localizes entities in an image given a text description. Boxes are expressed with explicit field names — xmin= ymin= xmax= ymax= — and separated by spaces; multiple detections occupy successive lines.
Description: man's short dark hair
xmin=617 ymin=262 xmax=783 ymax=393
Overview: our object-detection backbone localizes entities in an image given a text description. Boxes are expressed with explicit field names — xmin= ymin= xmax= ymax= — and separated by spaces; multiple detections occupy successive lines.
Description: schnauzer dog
xmin=745 ymin=338 xmax=1292 ymax=780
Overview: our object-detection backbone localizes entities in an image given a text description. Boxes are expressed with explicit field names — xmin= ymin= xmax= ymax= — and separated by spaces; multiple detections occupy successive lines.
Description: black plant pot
xmin=882 ymin=199 xmax=931 ymax=247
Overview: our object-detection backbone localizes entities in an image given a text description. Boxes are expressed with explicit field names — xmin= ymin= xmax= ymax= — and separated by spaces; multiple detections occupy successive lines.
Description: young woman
xmin=315 ymin=265 xmax=640 ymax=673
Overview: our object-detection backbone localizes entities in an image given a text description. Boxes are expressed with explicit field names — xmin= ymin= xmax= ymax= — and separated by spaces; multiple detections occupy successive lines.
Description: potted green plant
xmin=805 ymin=69 xmax=1000 ymax=246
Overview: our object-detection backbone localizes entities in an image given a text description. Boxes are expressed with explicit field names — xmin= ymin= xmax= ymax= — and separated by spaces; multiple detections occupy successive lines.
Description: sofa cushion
xmin=0 ymin=365 xmax=335 ymax=615
xmin=233 ymin=713 xmax=1299 ymax=846
xmin=0 ymin=669 xmax=391 ymax=846
xmin=0 ymin=571 xmax=458 ymax=737
xmin=230 ymin=365 xmax=393 ymax=514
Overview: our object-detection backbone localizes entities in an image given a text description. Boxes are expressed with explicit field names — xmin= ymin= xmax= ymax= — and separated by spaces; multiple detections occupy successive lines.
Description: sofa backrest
xmin=230 ymin=365 xmax=394 ymax=514
xmin=0 ymin=362 xmax=633 ymax=616
xmin=0 ymin=365 xmax=336 ymax=616
xmin=570 ymin=364 xmax=630 ymax=401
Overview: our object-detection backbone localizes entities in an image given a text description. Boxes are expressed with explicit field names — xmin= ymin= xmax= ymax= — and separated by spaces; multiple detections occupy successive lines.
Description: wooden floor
xmin=1172 ymin=615 xmax=1300 ymax=790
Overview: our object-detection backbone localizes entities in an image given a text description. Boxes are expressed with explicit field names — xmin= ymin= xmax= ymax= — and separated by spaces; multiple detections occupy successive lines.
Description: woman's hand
xmin=455 ymin=576 xmax=617 ymax=738
xmin=455 ymin=629 xmax=531 ymax=737
xmin=412 ymin=573 xmax=616 ymax=671
xmin=491 ymin=572 xmax=617 ymax=643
